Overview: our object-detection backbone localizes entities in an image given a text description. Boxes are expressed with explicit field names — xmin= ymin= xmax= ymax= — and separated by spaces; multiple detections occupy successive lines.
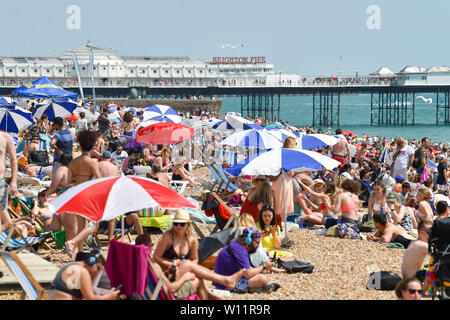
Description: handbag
xmin=337 ymin=222 xmax=362 ymax=239
xmin=277 ymin=259 xmax=314 ymax=274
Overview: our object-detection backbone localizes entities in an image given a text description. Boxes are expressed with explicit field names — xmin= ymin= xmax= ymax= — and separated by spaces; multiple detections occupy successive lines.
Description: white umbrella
xmin=0 ymin=106 xmax=34 ymax=133
xmin=225 ymin=113 xmax=262 ymax=131
xmin=33 ymin=98 xmax=77 ymax=121
xmin=142 ymin=104 xmax=181 ymax=123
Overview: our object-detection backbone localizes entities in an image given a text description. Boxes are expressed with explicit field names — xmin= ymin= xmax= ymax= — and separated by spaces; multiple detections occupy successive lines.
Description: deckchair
xmin=0 ymin=250 xmax=47 ymax=300
xmin=0 ymin=228 xmax=51 ymax=253
xmin=202 ymin=192 xmax=239 ymax=235
xmin=210 ymin=161 xmax=249 ymax=199
xmin=169 ymin=180 xmax=189 ymax=194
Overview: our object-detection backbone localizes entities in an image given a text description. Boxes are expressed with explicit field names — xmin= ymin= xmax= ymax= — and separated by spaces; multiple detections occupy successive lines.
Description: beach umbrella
xmin=11 ymin=76 xmax=78 ymax=100
xmin=65 ymin=113 xmax=79 ymax=121
xmin=198 ymin=227 xmax=239 ymax=263
xmin=237 ymin=148 xmax=340 ymax=239
xmin=206 ymin=118 xmax=222 ymax=127
xmin=264 ymin=128 xmax=297 ymax=142
xmin=212 ymin=119 xmax=234 ymax=131
xmin=0 ymin=97 xmax=14 ymax=105
xmin=123 ymin=106 xmax=139 ymax=113
xmin=33 ymin=98 xmax=77 ymax=121
xmin=0 ymin=105 xmax=33 ymax=133
xmin=220 ymin=129 xmax=283 ymax=150
xmin=139 ymin=119 xmax=159 ymax=128
xmin=108 ymin=110 xmax=122 ymax=122
xmin=142 ymin=104 xmax=181 ymax=123
xmin=342 ymin=130 xmax=357 ymax=137
xmin=136 ymin=122 xmax=194 ymax=145
xmin=296 ymin=134 xmax=340 ymax=151
xmin=225 ymin=113 xmax=262 ymax=131
xmin=50 ymin=176 xmax=195 ymax=223
xmin=265 ymin=122 xmax=283 ymax=128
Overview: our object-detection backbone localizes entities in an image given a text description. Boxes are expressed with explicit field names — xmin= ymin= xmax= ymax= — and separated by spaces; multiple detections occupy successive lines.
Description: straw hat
xmin=172 ymin=209 xmax=191 ymax=223
xmin=313 ymin=179 xmax=326 ymax=188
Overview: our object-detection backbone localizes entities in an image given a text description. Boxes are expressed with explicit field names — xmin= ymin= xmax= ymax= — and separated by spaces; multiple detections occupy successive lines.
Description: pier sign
xmin=212 ymin=57 xmax=266 ymax=64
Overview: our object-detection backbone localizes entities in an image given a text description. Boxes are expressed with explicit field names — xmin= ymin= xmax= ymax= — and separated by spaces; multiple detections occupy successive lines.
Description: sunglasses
xmin=173 ymin=222 xmax=186 ymax=227
xmin=408 ymin=289 xmax=423 ymax=295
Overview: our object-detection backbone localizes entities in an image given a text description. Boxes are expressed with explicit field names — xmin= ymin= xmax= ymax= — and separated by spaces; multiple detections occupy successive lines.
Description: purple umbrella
xmin=125 ymin=141 xmax=147 ymax=149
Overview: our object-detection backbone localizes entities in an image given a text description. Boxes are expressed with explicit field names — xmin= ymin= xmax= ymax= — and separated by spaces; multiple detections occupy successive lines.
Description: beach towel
xmin=420 ymin=167 xmax=430 ymax=184
xmin=105 ymin=239 xmax=150 ymax=296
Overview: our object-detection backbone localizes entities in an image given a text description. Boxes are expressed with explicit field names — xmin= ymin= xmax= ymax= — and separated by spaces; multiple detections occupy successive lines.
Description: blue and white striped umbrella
xmin=0 ymin=106 xmax=34 ymax=133
xmin=123 ymin=107 xmax=139 ymax=113
xmin=225 ymin=113 xmax=263 ymax=131
xmin=264 ymin=128 xmax=297 ymax=142
xmin=33 ymin=98 xmax=77 ymax=121
xmin=0 ymin=97 xmax=14 ymax=105
xmin=296 ymin=133 xmax=340 ymax=151
xmin=238 ymin=148 xmax=341 ymax=176
xmin=142 ymin=104 xmax=181 ymax=123
xmin=429 ymin=160 xmax=438 ymax=169
xmin=212 ymin=119 xmax=234 ymax=130
xmin=220 ymin=129 xmax=283 ymax=150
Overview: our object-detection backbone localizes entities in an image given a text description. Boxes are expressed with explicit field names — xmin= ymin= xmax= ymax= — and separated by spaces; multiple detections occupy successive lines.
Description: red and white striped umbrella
xmin=50 ymin=176 xmax=195 ymax=222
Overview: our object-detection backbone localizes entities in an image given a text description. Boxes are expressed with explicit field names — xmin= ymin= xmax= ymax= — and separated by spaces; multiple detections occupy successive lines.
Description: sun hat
xmin=313 ymin=179 xmax=326 ymax=187
xmin=387 ymin=193 xmax=397 ymax=202
xmin=172 ymin=209 xmax=191 ymax=223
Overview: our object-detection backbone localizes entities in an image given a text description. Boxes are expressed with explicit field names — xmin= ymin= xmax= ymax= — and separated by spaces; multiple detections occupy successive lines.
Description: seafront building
xmin=0 ymin=41 xmax=450 ymax=99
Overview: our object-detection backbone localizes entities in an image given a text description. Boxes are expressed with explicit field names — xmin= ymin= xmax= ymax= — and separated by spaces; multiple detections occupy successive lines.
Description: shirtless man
xmin=90 ymin=132 xmax=105 ymax=160
xmin=331 ymin=128 xmax=351 ymax=169
xmin=97 ymin=151 xmax=120 ymax=177
xmin=368 ymin=212 xmax=414 ymax=248
xmin=0 ymin=131 xmax=18 ymax=233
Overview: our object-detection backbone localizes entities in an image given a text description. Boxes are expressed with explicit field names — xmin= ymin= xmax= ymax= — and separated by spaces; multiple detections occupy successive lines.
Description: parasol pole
xmin=121 ymin=215 xmax=125 ymax=242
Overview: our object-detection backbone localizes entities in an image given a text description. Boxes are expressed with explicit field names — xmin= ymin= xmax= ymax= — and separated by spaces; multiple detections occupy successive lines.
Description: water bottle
xmin=169 ymin=259 xmax=177 ymax=282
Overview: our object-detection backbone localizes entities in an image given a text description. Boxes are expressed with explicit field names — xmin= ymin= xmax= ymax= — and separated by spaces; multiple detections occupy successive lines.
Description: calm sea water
xmin=221 ymin=94 xmax=450 ymax=144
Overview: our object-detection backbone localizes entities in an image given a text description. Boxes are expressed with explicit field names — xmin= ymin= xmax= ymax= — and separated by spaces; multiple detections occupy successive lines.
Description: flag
xmin=72 ymin=52 xmax=85 ymax=103
xmin=89 ymin=49 xmax=96 ymax=102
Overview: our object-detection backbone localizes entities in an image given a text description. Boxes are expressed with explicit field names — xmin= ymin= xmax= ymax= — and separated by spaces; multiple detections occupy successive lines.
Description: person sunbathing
xmin=256 ymin=205 xmax=293 ymax=259
xmin=135 ymin=234 xmax=245 ymax=300
xmin=48 ymin=250 xmax=120 ymax=300
xmin=147 ymin=164 xmax=170 ymax=187
xmin=296 ymin=179 xmax=336 ymax=226
xmin=153 ymin=209 xmax=199 ymax=269
xmin=31 ymin=189 xmax=63 ymax=232
xmin=367 ymin=212 xmax=414 ymax=248
xmin=172 ymin=158 xmax=201 ymax=188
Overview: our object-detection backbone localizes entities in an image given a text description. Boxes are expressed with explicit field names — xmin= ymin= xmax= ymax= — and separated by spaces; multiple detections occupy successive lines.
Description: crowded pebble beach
xmin=0 ymin=99 xmax=448 ymax=302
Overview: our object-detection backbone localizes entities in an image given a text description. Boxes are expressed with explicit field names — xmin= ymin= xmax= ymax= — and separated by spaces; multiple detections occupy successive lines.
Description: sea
xmin=221 ymin=94 xmax=450 ymax=144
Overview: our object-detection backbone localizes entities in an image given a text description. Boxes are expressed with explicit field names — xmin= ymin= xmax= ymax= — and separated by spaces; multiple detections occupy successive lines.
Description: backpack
xmin=337 ymin=222 xmax=362 ymax=239
xmin=366 ymin=271 xmax=402 ymax=291
xmin=28 ymin=150 xmax=50 ymax=166
xmin=412 ymin=148 xmax=423 ymax=169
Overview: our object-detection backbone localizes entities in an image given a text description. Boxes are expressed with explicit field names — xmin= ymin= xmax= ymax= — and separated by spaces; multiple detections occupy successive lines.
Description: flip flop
xmin=64 ymin=242 xmax=74 ymax=259
xmin=386 ymin=242 xmax=404 ymax=249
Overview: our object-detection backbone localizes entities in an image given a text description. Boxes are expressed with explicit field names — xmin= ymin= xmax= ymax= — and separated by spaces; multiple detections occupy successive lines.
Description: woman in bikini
xmin=48 ymin=250 xmax=120 ymax=300
xmin=31 ymin=189 xmax=63 ymax=232
xmin=153 ymin=147 xmax=173 ymax=173
xmin=65 ymin=131 xmax=102 ymax=257
xmin=415 ymin=188 xmax=434 ymax=222
xmin=367 ymin=181 xmax=390 ymax=217
xmin=296 ymin=179 xmax=336 ymax=226
xmin=326 ymin=179 xmax=363 ymax=227
xmin=46 ymin=152 xmax=72 ymax=197
xmin=153 ymin=209 xmax=199 ymax=271
xmin=122 ymin=111 xmax=136 ymax=137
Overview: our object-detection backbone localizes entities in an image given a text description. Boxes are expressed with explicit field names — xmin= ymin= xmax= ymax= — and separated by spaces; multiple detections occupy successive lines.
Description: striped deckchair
xmin=0 ymin=229 xmax=51 ymax=253
xmin=0 ymin=250 xmax=46 ymax=300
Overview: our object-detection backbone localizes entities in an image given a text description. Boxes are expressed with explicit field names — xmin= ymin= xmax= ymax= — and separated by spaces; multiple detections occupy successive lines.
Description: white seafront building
xmin=0 ymin=41 xmax=301 ymax=96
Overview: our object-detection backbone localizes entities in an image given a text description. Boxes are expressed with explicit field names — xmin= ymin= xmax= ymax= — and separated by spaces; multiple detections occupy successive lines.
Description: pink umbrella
xmin=50 ymin=176 xmax=195 ymax=222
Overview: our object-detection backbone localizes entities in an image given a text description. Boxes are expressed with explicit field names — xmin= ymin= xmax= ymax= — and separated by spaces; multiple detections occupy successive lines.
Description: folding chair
xmin=0 ymin=250 xmax=47 ymax=300
xmin=0 ymin=229 xmax=51 ymax=253
xmin=169 ymin=180 xmax=189 ymax=194
xmin=207 ymin=192 xmax=239 ymax=234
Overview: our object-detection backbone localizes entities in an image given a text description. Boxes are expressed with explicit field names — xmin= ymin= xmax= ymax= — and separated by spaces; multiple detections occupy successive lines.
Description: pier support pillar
xmin=312 ymin=92 xmax=340 ymax=127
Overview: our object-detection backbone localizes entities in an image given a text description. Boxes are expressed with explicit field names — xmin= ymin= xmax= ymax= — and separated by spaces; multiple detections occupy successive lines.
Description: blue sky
xmin=2 ymin=0 xmax=450 ymax=76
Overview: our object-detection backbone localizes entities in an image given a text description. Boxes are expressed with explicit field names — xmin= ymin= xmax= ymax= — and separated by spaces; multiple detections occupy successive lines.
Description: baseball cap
xmin=395 ymin=174 xmax=405 ymax=182
xmin=101 ymin=151 xmax=111 ymax=159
